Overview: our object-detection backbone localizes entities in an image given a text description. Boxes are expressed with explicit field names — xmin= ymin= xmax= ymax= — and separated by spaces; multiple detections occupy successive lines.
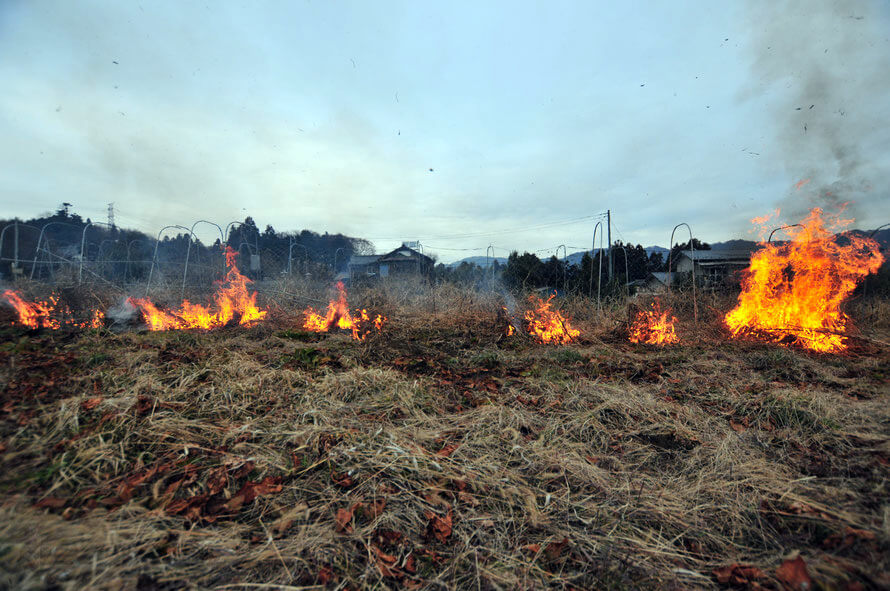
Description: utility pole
xmin=607 ymin=209 xmax=613 ymax=280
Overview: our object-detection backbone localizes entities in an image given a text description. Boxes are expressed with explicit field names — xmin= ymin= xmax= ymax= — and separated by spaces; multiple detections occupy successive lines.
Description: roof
xmin=647 ymin=272 xmax=675 ymax=284
xmin=678 ymin=249 xmax=756 ymax=262
xmin=347 ymin=255 xmax=380 ymax=267
xmin=378 ymin=244 xmax=433 ymax=264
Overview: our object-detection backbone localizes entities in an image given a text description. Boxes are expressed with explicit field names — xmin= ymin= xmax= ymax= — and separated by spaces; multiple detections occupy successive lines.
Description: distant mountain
xmin=710 ymin=239 xmax=758 ymax=251
xmin=445 ymin=256 xmax=507 ymax=268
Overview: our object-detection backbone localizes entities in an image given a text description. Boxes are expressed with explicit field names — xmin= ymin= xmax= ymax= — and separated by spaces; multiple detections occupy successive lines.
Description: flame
xmin=724 ymin=208 xmax=884 ymax=352
xmin=3 ymin=290 xmax=105 ymax=330
xmin=523 ymin=293 xmax=580 ymax=344
xmin=2 ymin=290 xmax=61 ymax=329
xmin=629 ymin=300 xmax=679 ymax=345
xmin=302 ymin=281 xmax=386 ymax=340
xmin=81 ymin=309 xmax=105 ymax=329
xmin=129 ymin=247 xmax=267 ymax=331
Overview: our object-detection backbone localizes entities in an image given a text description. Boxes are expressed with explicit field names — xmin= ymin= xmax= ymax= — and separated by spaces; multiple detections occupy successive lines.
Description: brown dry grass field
xmin=0 ymin=282 xmax=888 ymax=590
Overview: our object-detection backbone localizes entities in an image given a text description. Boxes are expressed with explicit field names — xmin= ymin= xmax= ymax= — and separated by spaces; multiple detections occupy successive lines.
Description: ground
xmin=0 ymin=296 xmax=888 ymax=590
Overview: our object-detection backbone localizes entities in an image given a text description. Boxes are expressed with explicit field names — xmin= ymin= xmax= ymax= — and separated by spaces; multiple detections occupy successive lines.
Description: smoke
xmin=745 ymin=0 xmax=890 ymax=223
xmin=106 ymin=297 xmax=138 ymax=327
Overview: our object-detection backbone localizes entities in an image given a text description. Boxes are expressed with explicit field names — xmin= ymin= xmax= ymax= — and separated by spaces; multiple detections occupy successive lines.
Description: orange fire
xmin=629 ymin=300 xmax=679 ymax=345
xmin=302 ymin=281 xmax=386 ymax=340
xmin=2 ymin=290 xmax=105 ymax=330
xmin=523 ymin=293 xmax=580 ymax=344
xmin=129 ymin=247 xmax=267 ymax=331
xmin=725 ymin=207 xmax=884 ymax=352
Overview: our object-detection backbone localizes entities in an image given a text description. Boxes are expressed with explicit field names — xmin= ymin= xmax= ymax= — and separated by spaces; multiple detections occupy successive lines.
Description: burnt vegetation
xmin=0 ymin=282 xmax=888 ymax=590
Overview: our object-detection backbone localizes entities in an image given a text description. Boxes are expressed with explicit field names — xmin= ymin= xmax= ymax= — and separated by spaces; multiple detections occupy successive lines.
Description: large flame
xmin=129 ymin=247 xmax=267 ymax=331
xmin=523 ymin=293 xmax=580 ymax=344
xmin=2 ymin=290 xmax=105 ymax=329
xmin=725 ymin=207 xmax=884 ymax=352
xmin=629 ymin=300 xmax=679 ymax=345
xmin=302 ymin=281 xmax=386 ymax=340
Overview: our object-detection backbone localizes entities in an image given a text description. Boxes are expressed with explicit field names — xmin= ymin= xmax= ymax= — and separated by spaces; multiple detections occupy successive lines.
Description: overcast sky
xmin=1 ymin=1 xmax=888 ymax=262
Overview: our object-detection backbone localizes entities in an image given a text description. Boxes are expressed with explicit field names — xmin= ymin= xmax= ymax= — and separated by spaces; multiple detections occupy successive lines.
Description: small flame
xmin=523 ymin=293 xmax=580 ymax=344
xmin=302 ymin=282 xmax=386 ymax=340
xmin=725 ymin=207 xmax=884 ymax=352
xmin=629 ymin=300 xmax=679 ymax=345
xmin=129 ymin=247 xmax=267 ymax=331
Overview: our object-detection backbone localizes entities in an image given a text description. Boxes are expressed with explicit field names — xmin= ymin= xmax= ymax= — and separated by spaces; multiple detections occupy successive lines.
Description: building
xmin=641 ymin=271 xmax=675 ymax=292
xmin=346 ymin=243 xmax=434 ymax=281
xmin=675 ymin=249 xmax=755 ymax=287
xmin=346 ymin=255 xmax=381 ymax=281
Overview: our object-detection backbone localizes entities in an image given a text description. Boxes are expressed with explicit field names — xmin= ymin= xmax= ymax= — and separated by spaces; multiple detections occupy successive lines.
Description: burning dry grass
xmin=0 ymin=290 xmax=888 ymax=590
xmin=725 ymin=208 xmax=885 ymax=352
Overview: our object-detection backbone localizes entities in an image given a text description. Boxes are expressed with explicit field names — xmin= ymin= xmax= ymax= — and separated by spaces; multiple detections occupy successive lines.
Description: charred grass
xmin=0 ymin=289 xmax=888 ymax=590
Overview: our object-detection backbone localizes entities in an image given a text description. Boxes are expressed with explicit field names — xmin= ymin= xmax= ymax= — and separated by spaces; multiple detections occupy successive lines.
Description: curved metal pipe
xmin=0 ymin=222 xmax=39 ymax=272
xmin=146 ymin=225 xmax=191 ymax=295
xmin=126 ymin=239 xmax=151 ymax=282
xmin=288 ymin=239 xmax=308 ymax=275
xmin=555 ymin=244 xmax=567 ymax=292
xmin=589 ymin=222 xmax=604 ymax=309
xmin=30 ymin=221 xmax=81 ymax=280
xmin=868 ymin=223 xmax=890 ymax=238
xmin=182 ymin=220 xmax=225 ymax=299
xmin=668 ymin=222 xmax=697 ymax=325
xmin=768 ymin=224 xmax=804 ymax=243
xmin=79 ymin=221 xmax=115 ymax=283
xmin=612 ymin=244 xmax=630 ymax=299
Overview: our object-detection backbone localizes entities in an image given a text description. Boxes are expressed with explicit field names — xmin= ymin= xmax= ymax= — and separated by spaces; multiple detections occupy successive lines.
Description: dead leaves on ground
xmin=335 ymin=498 xmax=387 ymax=534
xmin=33 ymin=456 xmax=284 ymax=523
xmin=775 ymin=555 xmax=814 ymax=590
xmin=714 ymin=555 xmax=816 ymax=590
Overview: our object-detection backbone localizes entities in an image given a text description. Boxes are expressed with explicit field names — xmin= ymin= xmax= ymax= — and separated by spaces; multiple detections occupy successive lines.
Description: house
xmin=674 ymin=249 xmax=755 ymax=287
xmin=641 ymin=271 xmax=675 ymax=292
xmin=346 ymin=255 xmax=381 ymax=281
xmin=377 ymin=244 xmax=434 ymax=277
xmin=346 ymin=243 xmax=434 ymax=281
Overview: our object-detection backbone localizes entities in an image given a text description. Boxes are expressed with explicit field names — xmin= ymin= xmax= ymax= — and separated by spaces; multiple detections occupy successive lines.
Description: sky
xmin=0 ymin=0 xmax=888 ymax=262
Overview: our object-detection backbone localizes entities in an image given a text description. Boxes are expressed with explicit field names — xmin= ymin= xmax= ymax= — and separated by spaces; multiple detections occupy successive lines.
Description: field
xmin=1 ymin=283 xmax=888 ymax=590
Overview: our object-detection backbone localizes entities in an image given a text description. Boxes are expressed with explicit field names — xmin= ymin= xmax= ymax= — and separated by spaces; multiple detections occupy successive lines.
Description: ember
xmin=725 ymin=207 xmax=884 ymax=352
xmin=629 ymin=300 xmax=678 ymax=345
xmin=302 ymin=281 xmax=386 ymax=340
xmin=129 ymin=247 xmax=267 ymax=331
xmin=523 ymin=293 xmax=579 ymax=344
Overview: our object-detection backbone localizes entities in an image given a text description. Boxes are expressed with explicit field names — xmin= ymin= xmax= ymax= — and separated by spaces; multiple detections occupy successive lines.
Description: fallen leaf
xmin=81 ymin=396 xmax=103 ymax=411
xmin=545 ymin=537 xmax=570 ymax=560
xmin=436 ymin=443 xmax=459 ymax=457
xmin=224 ymin=475 xmax=282 ymax=511
xmin=713 ymin=563 xmax=767 ymax=585
xmin=335 ymin=506 xmax=354 ymax=533
xmin=729 ymin=419 xmax=747 ymax=433
xmin=317 ymin=565 xmax=335 ymax=585
xmin=371 ymin=544 xmax=399 ymax=577
xmin=34 ymin=496 xmax=67 ymax=509
xmin=331 ymin=471 xmax=355 ymax=488
xmin=424 ymin=509 xmax=453 ymax=543
xmin=522 ymin=543 xmax=542 ymax=554
xmin=776 ymin=556 xmax=813 ymax=590
xmin=364 ymin=498 xmax=386 ymax=519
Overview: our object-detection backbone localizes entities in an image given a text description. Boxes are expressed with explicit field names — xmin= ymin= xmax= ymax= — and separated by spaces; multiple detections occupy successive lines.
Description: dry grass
xmin=0 ymin=283 xmax=888 ymax=590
